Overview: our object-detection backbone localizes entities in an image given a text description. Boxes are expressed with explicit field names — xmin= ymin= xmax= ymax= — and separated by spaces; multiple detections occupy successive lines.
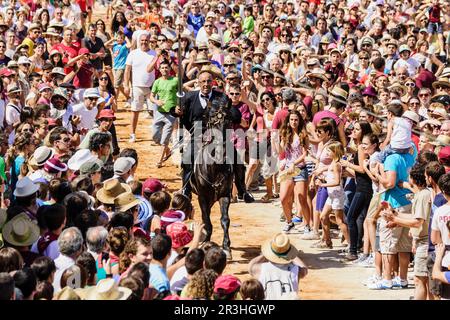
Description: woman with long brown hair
xmin=278 ymin=110 xmax=310 ymax=233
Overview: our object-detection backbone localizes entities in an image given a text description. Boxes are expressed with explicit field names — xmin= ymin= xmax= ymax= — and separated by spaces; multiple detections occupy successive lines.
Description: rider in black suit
xmin=173 ymin=70 xmax=255 ymax=203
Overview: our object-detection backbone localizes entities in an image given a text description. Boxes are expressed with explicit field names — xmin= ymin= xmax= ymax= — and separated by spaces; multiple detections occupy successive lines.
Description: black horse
xmin=190 ymin=96 xmax=236 ymax=259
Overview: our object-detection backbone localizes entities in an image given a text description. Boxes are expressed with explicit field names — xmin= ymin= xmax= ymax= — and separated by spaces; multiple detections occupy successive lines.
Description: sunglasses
xmin=419 ymin=93 xmax=430 ymax=97
xmin=87 ymin=97 xmax=99 ymax=101
xmin=262 ymin=75 xmax=273 ymax=79
xmin=59 ymin=137 xmax=70 ymax=143
xmin=435 ymin=85 xmax=447 ymax=90
xmin=229 ymin=49 xmax=240 ymax=53
xmin=204 ymin=25 xmax=213 ymax=28
xmin=199 ymin=48 xmax=208 ymax=51
xmin=405 ymin=82 xmax=415 ymax=87
xmin=359 ymin=57 xmax=369 ymax=60
xmin=281 ymin=34 xmax=289 ymax=37
xmin=261 ymin=98 xmax=272 ymax=102
xmin=224 ymin=63 xmax=234 ymax=67
xmin=229 ymin=92 xmax=240 ymax=96
xmin=99 ymin=77 xmax=109 ymax=81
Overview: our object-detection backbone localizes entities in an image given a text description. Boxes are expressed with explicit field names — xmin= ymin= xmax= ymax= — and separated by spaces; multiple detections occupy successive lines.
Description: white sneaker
xmin=392 ymin=276 xmax=408 ymax=289
xmin=359 ymin=254 xmax=375 ymax=268
xmin=124 ymin=100 xmax=131 ymax=109
xmin=363 ymin=274 xmax=381 ymax=286
xmin=129 ymin=134 xmax=136 ymax=143
xmin=368 ymin=279 xmax=393 ymax=290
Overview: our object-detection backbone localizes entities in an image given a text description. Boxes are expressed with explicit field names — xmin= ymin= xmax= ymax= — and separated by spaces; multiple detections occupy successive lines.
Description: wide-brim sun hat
xmin=68 ymin=149 xmax=97 ymax=171
xmin=261 ymin=233 xmax=298 ymax=265
xmin=96 ymin=179 xmax=132 ymax=205
xmin=306 ymin=69 xmax=328 ymax=82
xmin=432 ymin=77 xmax=450 ymax=89
xmin=2 ymin=213 xmax=40 ymax=247
xmin=14 ymin=177 xmax=39 ymax=197
xmin=114 ymin=191 xmax=142 ymax=212
xmin=83 ymin=279 xmax=132 ymax=300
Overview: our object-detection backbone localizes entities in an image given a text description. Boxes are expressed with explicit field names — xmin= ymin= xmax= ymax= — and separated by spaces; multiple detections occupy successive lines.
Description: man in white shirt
xmin=123 ymin=33 xmax=158 ymax=143
xmin=52 ymin=227 xmax=84 ymax=292
xmin=72 ymin=88 xmax=101 ymax=136
xmin=393 ymin=45 xmax=421 ymax=77
xmin=5 ymin=84 xmax=22 ymax=144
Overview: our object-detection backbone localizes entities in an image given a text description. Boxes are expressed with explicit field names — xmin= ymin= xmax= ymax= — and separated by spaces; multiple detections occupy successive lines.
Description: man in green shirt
xmin=150 ymin=60 xmax=178 ymax=168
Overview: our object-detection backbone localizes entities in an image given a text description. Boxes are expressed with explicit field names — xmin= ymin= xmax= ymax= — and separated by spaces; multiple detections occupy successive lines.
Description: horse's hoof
xmin=224 ymin=249 xmax=232 ymax=260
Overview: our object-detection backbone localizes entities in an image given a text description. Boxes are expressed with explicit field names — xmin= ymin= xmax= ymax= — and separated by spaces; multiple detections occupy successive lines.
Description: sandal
xmin=311 ymin=240 xmax=333 ymax=249
xmin=272 ymin=193 xmax=280 ymax=198
xmin=260 ymin=194 xmax=273 ymax=203
xmin=156 ymin=161 xmax=163 ymax=168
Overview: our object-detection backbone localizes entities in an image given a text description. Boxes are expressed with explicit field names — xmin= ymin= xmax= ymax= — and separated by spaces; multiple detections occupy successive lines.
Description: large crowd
xmin=0 ymin=0 xmax=449 ymax=301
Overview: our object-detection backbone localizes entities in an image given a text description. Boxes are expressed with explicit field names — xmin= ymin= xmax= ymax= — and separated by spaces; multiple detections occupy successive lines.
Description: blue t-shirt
xmin=112 ymin=41 xmax=129 ymax=70
xmin=381 ymin=147 xmax=416 ymax=209
xmin=187 ymin=13 xmax=204 ymax=37
xmin=428 ymin=193 xmax=447 ymax=252
xmin=149 ymin=264 xmax=170 ymax=293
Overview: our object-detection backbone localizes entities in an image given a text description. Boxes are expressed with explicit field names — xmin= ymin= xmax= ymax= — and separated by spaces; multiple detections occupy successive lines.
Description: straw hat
xmin=53 ymin=287 xmax=81 ymax=300
xmin=208 ymin=33 xmax=222 ymax=46
xmin=261 ymin=233 xmax=298 ymax=265
xmin=306 ymin=68 xmax=328 ymax=82
xmin=441 ymin=67 xmax=450 ymax=78
xmin=29 ymin=146 xmax=53 ymax=168
xmin=43 ymin=28 xmax=61 ymax=37
xmin=430 ymin=134 xmax=450 ymax=147
xmin=432 ymin=77 xmax=450 ymax=89
xmin=84 ymin=279 xmax=132 ymax=300
xmin=330 ymin=86 xmax=348 ymax=102
xmin=195 ymin=53 xmax=210 ymax=64
xmin=388 ymin=83 xmax=407 ymax=97
xmin=96 ymin=179 xmax=132 ymax=205
xmin=2 ymin=213 xmax=40 ymax=247
xmin=114 ymin=191 xmax=142 ymax=212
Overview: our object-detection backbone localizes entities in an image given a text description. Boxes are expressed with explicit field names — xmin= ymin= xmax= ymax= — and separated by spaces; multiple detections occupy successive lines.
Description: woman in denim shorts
xmin=278 ymin=111 xmax=310 ymax=233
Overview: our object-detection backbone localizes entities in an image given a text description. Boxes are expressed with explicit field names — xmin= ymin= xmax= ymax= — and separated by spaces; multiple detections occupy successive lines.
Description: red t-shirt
xmin=73 ymin=62 xmax=94 ymax=89
xmin=77 ymin=0 xmax=87 ymax=12
xmin=272 ymin=107 xmax=289 ymax=130
xmin=52 ymin=43 xmax=79 ymax=74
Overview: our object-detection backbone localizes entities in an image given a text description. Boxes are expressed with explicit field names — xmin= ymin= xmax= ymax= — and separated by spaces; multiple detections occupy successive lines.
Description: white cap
xmin=83 ymin=88 xmax=101 ymax=99
xmin=18 ymin=56 xmax=32 ymax=65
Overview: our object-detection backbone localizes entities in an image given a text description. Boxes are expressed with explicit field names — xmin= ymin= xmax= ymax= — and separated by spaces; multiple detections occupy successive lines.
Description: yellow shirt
xmin=21 ymin=38 xmax=35 ymax=57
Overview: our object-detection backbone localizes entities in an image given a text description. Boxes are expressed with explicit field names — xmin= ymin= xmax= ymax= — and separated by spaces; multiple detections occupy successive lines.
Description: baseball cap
xmin=142 ymin=178 xmax=164 ymax=194
xmin=97 ymin=109 xmax=116 ymax=120
xmin=438 ymin=146 xmax=450 ymax=166
xmin=166 ymin=221 xmax=193 ymax=249
xmin=18 ymin=56 xmax=32 ymax=65
xmin=114 ymin=157 xmax=136 ymax=175
xmin=83 ymin=88 xmax=101 ymax=99
xmin=79 ymin=161 xmax=101 ymax=175
xmin=214 ymin=275 xmax=241 ymax=295
xmin=399 ymin=44 xmax=411 ymax=53
xmin=79 ymin=48 xmax=90 ymax=55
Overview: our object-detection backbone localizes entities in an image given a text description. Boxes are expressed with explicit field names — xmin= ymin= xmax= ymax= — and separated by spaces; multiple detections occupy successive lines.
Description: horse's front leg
xmin=199 ymin=196 xmax=213 ymax=242
xmin=219 ymin=196 xmax=232 ymax=260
